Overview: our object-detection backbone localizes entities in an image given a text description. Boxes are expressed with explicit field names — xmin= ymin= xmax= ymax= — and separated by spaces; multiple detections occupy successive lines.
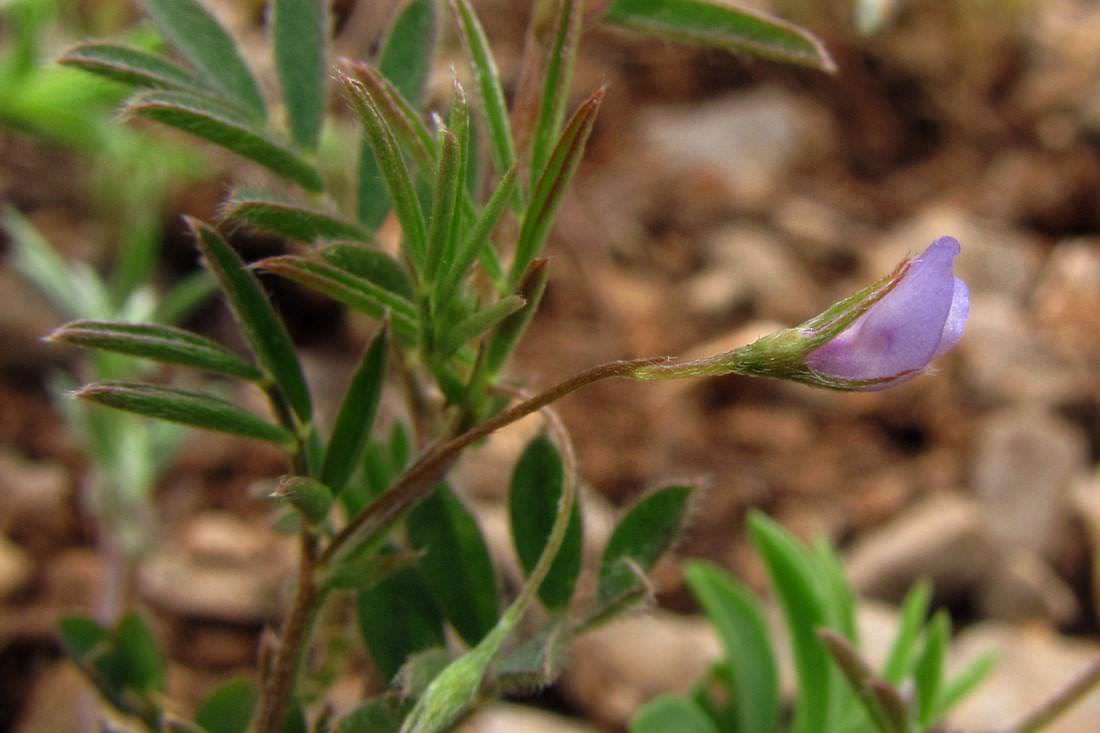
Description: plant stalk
xmin=322 ymin=356 xmax=667 ymax=565
xmin=255 ymin=533 xmax=319 ymax=733
xmin=1009 ymin=655 xmax=1100 ymax=733
xmin=254 ymin=387 xmax=319 ymax=733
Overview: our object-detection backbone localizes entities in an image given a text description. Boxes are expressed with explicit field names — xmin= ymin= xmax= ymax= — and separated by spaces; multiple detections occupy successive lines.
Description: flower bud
xmin=632 ymin=237 xmax=969 ymax=391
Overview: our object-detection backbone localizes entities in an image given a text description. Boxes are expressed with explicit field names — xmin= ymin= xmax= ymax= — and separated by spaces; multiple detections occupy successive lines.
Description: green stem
xmin=506 ymin=385 xmax=577 ymax=617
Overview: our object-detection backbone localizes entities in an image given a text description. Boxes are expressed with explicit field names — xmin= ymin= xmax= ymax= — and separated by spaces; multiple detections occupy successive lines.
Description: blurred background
xmin=2 ymin=0 xmax=1100 ymax=730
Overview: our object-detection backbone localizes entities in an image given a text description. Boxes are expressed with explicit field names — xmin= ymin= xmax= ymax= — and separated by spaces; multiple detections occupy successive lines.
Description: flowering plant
xmin=37 ymin=1 xmax=1100 ymax=732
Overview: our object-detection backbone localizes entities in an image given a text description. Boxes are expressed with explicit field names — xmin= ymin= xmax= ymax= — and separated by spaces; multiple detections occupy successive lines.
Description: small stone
xmin=562 ymin=610 xmax=721 ymax=727
xmin=1034 ymin=238 xmax=1100 ymax=358
xmin=169 ymin=621 xmax=257 ymax=669
xmin=44 ymin=548 xmax=105 ymax=612
xmin=846 ymin=493 xmax=994 ymax=601
xmin=686 ymin=224 xmax=819 ymax=322
xmin=456 ymin=703 xmax=597 ymax=733
xmin=977 ymin=549 xmax=1080 ymax=624
xmin=14 ymin=662 xmax=91 ymax=733
xmin=0 ymin=534 xmax=32 ymax=601
xmin=0 ymin=450 xmax=73 ymax=550
xmin=1071 ymin=474 xmax=1100 ymax=626
xmin=972 ymin=408 xmax=1088 ymax=559
xmin=949 ymin=622 xmax=1100 ymax=733
xmin=139 ymin=513 xmax=293 ymax=624
xmin=640 ymin=88 xmax=830 ymax=210
xmin=958 ymin=294 xmax=1079 ymax=404
xmin=183 ymin=512 xmax=270 ymax=565
xmin=773 ymin=196 xmax=855 ymax=257
xmin=0 ymin=270 xmax=65 ymax=370
xmin=871 ymin=205 xmax=1041 ymax=302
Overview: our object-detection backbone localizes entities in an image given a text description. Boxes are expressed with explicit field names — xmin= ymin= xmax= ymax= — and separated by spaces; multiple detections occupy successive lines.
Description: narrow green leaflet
xmin=509 ymin=434 xmax=583 ymax=610
xmin=390 ymin=421 xmax=411 ymax=469
xmin=257 ymin=255 xmax=418 ymax=340
xmin=321 ymin=244 xmax=415 ymax=300
xmin=343 ymin=62 xmax=506 ymax=281
xmin=358 ymin=568 xmax=447 ymax=681
xmin=379 ymin=0 xmax=437 ymax=105
xmin=747 ymin=511 xmax=832 ymax=733
xmin=189 ymin=220 xmax=312 ymax=424
xmin=355 ymin=0 xmax=437 ymax=229
xmin=914 ymin=611 xmax=951 ymax=727
xmin=449 ymin=0 xmax=516 ymax=176
xmin=529 ymin=0 xmax=581 ymax=187
xmin=684 ymin=562 xmax=780 ymax=733
xmin=408 ymin=484 xmax=499 ymax=645
xmin=58 ymin=42 xmax=209 ymax=94
xmin=144 ymin=0 xmax=268 ymax=120
xmin=320 ymin=323 xmax=388 ymax=494
xmin=510 ymin=87 xmax=604 ymax=285
xmin=882 ymin=581 xmax=931 ymax=684
xmin=49 ymin=320 xmax=261 ymax=381
xmin=445 ymin=84 xmax=472 ymax=273
xmin=272 ymin=0 xmax=327 ymax=149
xmin=58 ymin=616 xmax=110 ymax=664
xmin=435 ymin=295 xmax=525 ymax=358
xmin=939 ymin=651 xmax=996 ymax=716
xmin=357 ymin=151 xmax=390 ymax=230
xmin=57 ymin=615 xmax=131 ymax=714
xmin=110 ymin=612 xmax=166 ymax=695
xmin=631 ymin=694 xmax=719 ymax=733
xmin=76 ymin=382 xmax=295 ymax=446
xmin=485 ymin=257 xmax=547 ymax=374
xmin=342 ymin=61 xmax=436 ymax=172
xmin=811 ymin=538 xmax=859 ymax=643
xmin=601 ymin=0 xmax=836 ymax=72
xmin=343 ymin=76 xmax=429 ymax=272
xmin=598 ymin=485 xmax=693 ymax=604
xmin=195 ymin=678 xmax=257 ymax=733
xmin=426 ymin=130 xmax=462 ymax=284
xmin=221 ymin=188 xmax=370 ymax=243
xmin=127 ymin=91 xmax=323 ymax=191
xmin=57 ymin=611 xmax=123 ymax=695
xmin=438 ymin=165 xmax=517 ymax=307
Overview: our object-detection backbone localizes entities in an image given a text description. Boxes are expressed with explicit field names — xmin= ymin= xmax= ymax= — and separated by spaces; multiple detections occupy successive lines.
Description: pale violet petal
xmin=806 ymin=236 xmax=961 ymax=384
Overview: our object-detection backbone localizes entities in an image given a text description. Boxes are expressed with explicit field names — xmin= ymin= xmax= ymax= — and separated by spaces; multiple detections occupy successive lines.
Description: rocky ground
xmin=4 ymin=0 xmax=1100 ymax=730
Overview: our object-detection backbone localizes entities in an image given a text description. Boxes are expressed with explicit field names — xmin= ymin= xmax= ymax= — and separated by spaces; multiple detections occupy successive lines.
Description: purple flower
xmin=805 ymin=236 xmax=969 ymax=390
xmin=629 ymin=236 xmax=968 ymax=391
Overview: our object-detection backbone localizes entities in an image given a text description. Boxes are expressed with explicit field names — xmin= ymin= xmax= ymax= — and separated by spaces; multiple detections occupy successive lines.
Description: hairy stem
xmin=322 ymin=356 xmax=667 ymax=565
xmin=255 ymin=387 xmax=317 ymax=733
xmin=256 ymin=534 xmax=318 ymax=733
